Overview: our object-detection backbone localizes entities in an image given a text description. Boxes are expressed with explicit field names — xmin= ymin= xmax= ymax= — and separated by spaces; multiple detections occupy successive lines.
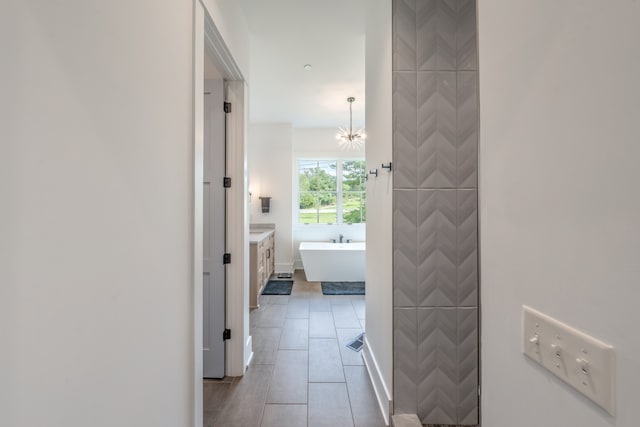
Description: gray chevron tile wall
xmin=392 ymin=0 xmax=478 ymax=425
xmin=417 ymin=72 xmax=457 ymax=189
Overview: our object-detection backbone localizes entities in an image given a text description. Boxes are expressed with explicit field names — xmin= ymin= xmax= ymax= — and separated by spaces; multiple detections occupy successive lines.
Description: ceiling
xmin=237 ymin=0 xmax=366 ymax=128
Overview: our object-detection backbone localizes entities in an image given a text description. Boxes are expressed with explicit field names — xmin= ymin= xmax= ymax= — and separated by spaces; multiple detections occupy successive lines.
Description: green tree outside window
xmin=298 ymin=159 xmax=365 ymax=224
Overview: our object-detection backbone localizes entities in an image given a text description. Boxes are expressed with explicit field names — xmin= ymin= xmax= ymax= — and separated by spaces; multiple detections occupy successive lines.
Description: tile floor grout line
xmin=333 ymin=292 xmax=357 ymax=427
xmin=259 ymin=288 xmax=288 ymax=427
xmin=343 ymin=362 xmax=358 ymax=427
xmin=209 ymin=271 xmax=383 ymax=427
xmin=258 ymin=345 xmax=276 ymax=427
xmin=307 ymin=280 xmax=312 ymax=417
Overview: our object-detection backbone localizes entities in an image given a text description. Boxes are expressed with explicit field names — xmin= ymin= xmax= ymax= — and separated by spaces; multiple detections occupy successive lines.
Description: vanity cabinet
xmin=249 ymin=230 xmax=275 ymax=308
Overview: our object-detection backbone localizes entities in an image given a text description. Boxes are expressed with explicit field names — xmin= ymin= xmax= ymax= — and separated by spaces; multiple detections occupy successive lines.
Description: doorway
xmin=193 ymin=0 xmax=390 ymax=426
xmin=192 ymin=2 xmax=249 ymax=425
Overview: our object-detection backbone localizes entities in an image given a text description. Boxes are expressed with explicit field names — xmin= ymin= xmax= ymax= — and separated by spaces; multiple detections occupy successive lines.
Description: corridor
xmin=204 ymin=271 xmax=385 ymax=427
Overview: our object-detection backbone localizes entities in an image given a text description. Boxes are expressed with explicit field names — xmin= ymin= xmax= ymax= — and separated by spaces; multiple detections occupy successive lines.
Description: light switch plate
xmin=523 ymin=306 xmax=615 ymax=415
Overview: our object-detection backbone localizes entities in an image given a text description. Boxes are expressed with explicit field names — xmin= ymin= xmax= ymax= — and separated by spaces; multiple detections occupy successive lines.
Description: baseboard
xmin=293 ymin=259 xmax=304 ymax=270
xmin=275 ymin=262 xmax=294 ymax=274
xmin=363 ymin=337 xmax=392 ymax=425
xmin=244 ymin=335 xmax=253 ymax=370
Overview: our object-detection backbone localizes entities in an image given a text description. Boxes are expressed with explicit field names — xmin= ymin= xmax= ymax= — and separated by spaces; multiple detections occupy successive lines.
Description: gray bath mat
xmin=321 ymin=281 xmax=365 ymax=295
xmin=262 ymin=280 xmax=293 ymax=295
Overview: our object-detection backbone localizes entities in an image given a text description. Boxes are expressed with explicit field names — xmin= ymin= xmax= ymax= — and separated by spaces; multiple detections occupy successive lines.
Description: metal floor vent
xmin=346 ymin=333 xmax=365 ymax=352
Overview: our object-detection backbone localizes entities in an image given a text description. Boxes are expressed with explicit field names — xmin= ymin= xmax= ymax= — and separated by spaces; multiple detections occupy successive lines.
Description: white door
xmin=203 ymin=79 xmax=226 ymax=378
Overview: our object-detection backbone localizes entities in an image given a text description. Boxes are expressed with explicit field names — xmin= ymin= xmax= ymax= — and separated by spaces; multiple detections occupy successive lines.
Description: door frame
xmin=193 ymin=1 xmax=249 ymax=425
xmin=202 ymin=78 xmax=226 ymax=379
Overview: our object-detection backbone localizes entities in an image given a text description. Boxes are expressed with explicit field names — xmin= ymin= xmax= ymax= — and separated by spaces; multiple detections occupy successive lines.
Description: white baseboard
xmin=363 ymin=337 xmax=392 ymax=426
xmin=293 ymin=259 xmax=304 ymax=270
xmin=244 ymin=335 xmax=253 ymax=370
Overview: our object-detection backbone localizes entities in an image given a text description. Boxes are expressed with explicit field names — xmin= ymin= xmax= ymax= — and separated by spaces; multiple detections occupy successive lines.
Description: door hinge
xmin=223 ymin=329 xmax=231 ymax=340
xmin=223 ymin=177 xmax=231 ymax=188
xmin=223 ymin=253 xmax=231 ymax=264
xmin=223 ymin=101 xmax=232 ymax=113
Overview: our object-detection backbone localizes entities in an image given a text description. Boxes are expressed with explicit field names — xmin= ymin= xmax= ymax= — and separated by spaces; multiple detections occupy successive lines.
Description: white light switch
xmin=523 ymin=306 xmax=615 ymax=415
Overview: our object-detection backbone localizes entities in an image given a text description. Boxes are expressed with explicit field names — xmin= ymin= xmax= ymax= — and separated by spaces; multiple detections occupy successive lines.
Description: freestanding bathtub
xmin=299 ymin=241 xmax=365 ymax=282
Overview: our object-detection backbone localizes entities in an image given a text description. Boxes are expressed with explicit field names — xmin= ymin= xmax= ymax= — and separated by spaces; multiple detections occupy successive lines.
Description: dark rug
xmin=262 ymin=280 xmax=293 ymax=295
xmin=321 ymin=281 xmax=365 ymax=295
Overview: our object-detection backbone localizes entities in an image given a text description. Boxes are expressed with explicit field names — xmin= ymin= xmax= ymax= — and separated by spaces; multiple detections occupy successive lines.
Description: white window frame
xmin=294 ymin=156 xmax=366 ymax=226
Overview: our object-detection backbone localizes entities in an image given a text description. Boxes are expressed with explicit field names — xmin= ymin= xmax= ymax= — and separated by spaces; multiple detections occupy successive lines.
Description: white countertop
xmin=249 ymin=229 xmax=274 ymax=244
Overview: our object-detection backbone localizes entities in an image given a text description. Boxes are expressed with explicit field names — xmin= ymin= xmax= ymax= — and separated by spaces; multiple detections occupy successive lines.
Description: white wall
xmin=292 ymin=128 xmax=366 ymax=268
xmin=479 ymin=1 xmax=640 ymax=426
xmin=248 ymin=123 xmax=294 ymax=272
xmin=363 ymin=0 xmax=393 ymax=421
xmin=0 ymin=1 xmax=194 ymax=426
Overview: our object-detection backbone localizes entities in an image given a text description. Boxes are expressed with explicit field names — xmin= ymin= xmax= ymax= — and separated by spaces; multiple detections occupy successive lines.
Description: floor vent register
xmin=346 ymin=333 xmax=365 ymax=352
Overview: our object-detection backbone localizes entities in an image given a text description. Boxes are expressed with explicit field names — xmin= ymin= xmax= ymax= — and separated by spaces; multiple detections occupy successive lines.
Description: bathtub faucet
xmin=339 ymin=234 xmax=344 ymax=243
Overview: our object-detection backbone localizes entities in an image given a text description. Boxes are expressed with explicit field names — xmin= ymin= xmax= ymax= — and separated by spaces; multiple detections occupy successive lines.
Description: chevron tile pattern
xmin=417 ymin=0 xmax=457 ymax=70
xmin=457 ymin=308 xmax=478 ymax=424
xmin=457 ymin=190 xmax=477 ymax=307
xmin=418 ymin=190 xmax=457 ymax=307
xmin=418 ymin=71 xmax=457 ymax=188
xmin=393 ymin=0 xmax=417 ymax=71
xmin=394 ymin=308 xmax=418 ymax=415
xmin=393 ymin=1 xmax=478 ymax=425
xmin=457 ymin=71 xmax=478 ymax=188
xmin=394 ymin=72 xmax=418 ymax=188
xmin=417 ymin=308 xmax=457 ymax=424
xmin=456 ymin=0 xmax=477 ymax=70
xmin=394 ymin=190 xmax=418 ymax=306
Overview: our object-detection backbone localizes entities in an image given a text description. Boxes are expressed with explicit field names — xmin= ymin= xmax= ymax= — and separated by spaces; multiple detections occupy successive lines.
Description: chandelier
xmin=336 ymin=97 xmax=366 ymax=149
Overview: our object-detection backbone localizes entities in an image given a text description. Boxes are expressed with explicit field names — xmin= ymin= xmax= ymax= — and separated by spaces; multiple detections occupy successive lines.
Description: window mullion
xmin=336 ymin=160 xmax=343 ymax=224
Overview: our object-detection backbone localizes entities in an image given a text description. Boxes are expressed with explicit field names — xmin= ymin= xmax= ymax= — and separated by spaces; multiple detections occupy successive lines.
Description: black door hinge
xmin=224 ymin=102 xmax=232 ymax=113
xmin=223 ymin=177 xmax=231 ymax=188
xmin=223 ymin=253 xmax=231 ymax=264
xmin=223 ymin=329 xmax=231 ymax=340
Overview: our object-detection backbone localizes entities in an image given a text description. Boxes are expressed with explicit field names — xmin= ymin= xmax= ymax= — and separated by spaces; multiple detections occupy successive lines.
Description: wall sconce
xmin=259 ymin=196 xmax=271 ymax=213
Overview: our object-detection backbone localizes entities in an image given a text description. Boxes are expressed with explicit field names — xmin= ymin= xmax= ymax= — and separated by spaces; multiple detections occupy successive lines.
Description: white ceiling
xmin=237 ymin=0 xmax=366 ymax=128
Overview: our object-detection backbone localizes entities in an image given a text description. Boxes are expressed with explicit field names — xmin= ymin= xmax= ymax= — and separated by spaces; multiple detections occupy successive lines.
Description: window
xmin=298 ymin=159 xmax=366 ymax=224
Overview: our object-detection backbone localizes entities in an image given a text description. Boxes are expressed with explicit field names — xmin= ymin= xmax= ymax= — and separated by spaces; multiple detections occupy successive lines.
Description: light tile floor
xmin=204 ymin=270 xmax=386 ymax=427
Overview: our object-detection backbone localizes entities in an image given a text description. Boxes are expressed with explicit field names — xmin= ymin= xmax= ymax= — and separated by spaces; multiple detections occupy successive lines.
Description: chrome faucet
xmin=339 ymin=234 xmax=344 ymax=243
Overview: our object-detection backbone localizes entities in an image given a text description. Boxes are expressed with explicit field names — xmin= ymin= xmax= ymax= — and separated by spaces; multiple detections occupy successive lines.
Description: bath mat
xmin=346 ymin=332 xmax=365 ymax=352
xmin=321 ymin=281 xmax=365 ymax=295
xmin=262 ymin=280 xmax=293 ymax=295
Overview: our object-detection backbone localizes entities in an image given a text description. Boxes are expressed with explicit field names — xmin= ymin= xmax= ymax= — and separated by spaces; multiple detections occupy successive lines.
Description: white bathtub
xmin=299 ymin=241 xmax=365 ymax=282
